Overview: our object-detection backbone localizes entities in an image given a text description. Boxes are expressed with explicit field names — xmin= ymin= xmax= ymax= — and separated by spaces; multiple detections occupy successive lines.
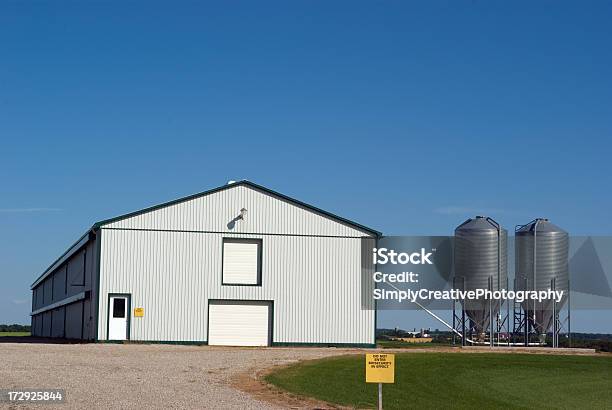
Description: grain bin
xmin=454 ymin=216 xmax=508 ymax=338
xmin=515 ymin=218 xmax=569 ymax=337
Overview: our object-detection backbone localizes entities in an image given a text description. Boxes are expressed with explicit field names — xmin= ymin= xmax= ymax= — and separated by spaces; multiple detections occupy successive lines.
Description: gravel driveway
xmin=0 ymin=342 xmax=346 ymax=409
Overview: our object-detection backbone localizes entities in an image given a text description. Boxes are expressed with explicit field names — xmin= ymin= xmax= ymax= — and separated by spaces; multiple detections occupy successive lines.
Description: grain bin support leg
xmin=489 ymin=276 xmax=494 ymax=348
xmin=552 ymin=278 xmax=557 ymax=348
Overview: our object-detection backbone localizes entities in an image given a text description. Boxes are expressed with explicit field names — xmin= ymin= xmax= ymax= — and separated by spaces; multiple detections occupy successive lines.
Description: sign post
xmin=365 ymin=353 xmax=395 ymax=410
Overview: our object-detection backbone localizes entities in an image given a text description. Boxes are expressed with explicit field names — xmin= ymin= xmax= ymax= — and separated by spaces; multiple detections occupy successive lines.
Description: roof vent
xmin=227 ymin=180 xmax=236 ymax=185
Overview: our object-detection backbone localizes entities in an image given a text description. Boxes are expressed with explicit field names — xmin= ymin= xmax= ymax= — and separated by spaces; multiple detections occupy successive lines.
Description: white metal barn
xmin=30 ymin=181 xmax=379 ymax=346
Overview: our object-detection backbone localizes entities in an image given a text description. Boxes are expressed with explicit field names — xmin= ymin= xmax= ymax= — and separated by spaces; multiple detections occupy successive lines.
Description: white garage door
xmin=208 ymin=301 xmax=271 ymax=346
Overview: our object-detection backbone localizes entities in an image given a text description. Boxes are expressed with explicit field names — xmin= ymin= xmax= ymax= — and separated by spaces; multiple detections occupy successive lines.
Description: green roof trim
xmin=93 ymin=180 xmax=382 ymax=236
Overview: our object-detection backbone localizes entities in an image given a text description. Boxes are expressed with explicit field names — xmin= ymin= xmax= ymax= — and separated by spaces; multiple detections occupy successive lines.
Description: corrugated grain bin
xmin=515 ymin=218 xmax=569 ymax=335
xmin=454 ymin=216 xmax=508 ymax=335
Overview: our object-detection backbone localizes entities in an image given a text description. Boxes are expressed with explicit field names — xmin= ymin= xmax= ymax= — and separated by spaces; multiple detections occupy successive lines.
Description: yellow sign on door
xmin=134 ymin=307 xmax=144 ymax=317
xmin=365 ymin=353 xmax=395 ymax=383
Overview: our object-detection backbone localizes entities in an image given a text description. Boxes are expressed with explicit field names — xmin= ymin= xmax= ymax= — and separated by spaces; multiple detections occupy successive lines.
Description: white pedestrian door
xmin=109 ymin=296 xmax=128 ymax=340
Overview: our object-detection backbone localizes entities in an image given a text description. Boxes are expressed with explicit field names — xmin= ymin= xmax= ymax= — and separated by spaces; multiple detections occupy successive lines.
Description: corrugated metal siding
xmin=43 ymin=280 xmax=52 ymax=305
xmin=30 ymin=236 xmax=99 ymax=339
xmin=53 ymin=267 xmax=67 ymax=300
xmin=84 ymin=299 xmax=93 ymax=338
xmin=65 ymin=301 xmax=84 ymax=339
xmin=67 ymin=250 xmax=86 ymax=287
xmin=51 ymin=307 xmax=65 ymax=337
xmin=98 ymin=229 xmax=374 ymax=344
xmin=32 ymin=315 xmax=42 ymax=335
xmin=103 ymin=185 xmax=371 ymax=238
xmin=42 ymin=311 xmax=52 ymax=337
xmin=35 ymin=288 xmax=43 ymax=309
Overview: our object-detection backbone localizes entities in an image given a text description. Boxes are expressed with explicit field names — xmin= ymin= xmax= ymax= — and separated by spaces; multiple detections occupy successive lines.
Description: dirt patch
xmin=233 ymin=361 xmax=348 ymax=410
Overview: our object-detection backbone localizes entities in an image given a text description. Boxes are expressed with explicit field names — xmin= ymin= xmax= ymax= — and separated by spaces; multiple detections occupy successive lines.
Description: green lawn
xmin=265 ymin=353 xmax=612 ymax=409
xmin=0 ymin=332 xmax=30 ymax=337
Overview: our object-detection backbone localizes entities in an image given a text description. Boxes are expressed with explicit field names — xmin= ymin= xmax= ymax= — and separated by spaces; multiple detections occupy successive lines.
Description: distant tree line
xmin=569 ymin=332 xmax=612 ymax=341
xmin=559 ymin=334 xmax=612 ymax=352
xmin=377 ymin=328 xmax=612 ymax=351
xmin=0 ymin=324 xmax=31 ymax=332
xmin=376 ymin=328 xmax=452 ymax=344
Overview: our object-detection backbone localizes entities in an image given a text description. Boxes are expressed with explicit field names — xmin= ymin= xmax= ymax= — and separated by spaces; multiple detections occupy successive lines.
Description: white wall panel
xmin=98 ymin=229 xmax=375 ymax=344
xmin=104 ymin=184 xmax=371 ymax=237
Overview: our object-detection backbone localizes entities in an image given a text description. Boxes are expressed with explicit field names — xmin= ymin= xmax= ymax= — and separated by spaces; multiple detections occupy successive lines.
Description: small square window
xmin=113 ymin=298 xmax=126 ymax=318
xmin=222 ymin=239 xmax=262 ymax=285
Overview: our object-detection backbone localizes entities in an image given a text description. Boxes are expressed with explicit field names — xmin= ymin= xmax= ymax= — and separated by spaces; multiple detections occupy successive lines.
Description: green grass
xmin=265 ymin=353 xmax=612 ymax=409
xmin=0 ymin=332 xmax=30 ymax=337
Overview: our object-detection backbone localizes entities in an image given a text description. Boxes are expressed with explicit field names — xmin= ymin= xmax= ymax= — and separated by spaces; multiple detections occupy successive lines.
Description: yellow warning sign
xmin=365 ymin=353 xmax=395 ymax=383
xmin=134 ymin=307 xmax=144 ymax=317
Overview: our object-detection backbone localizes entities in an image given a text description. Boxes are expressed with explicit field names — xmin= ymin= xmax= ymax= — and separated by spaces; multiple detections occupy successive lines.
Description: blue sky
xmin=1 ymin=1 xmax=611 ymax=331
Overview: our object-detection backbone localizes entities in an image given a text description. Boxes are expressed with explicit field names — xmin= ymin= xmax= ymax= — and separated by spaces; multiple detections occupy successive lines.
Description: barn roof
xmin=31 ymin=181 xmax=380 ymax=288
xmin=93 ymin=180 xmax=381 ymax=235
